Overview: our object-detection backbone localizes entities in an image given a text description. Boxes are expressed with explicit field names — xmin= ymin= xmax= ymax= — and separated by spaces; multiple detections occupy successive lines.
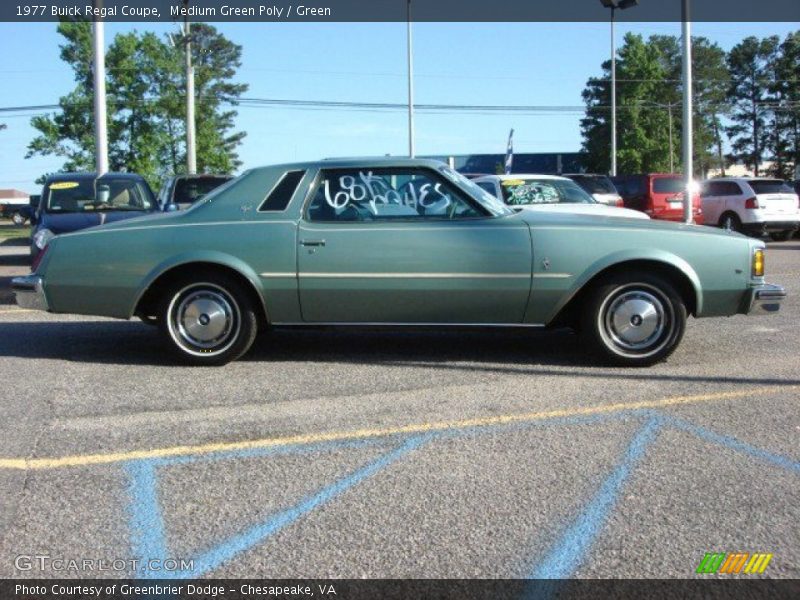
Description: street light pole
xmin=92 ymin=15 xmax=108 ymax=175
xmin=600 ymin=0 xmax=638 ymax=177
xmin=406 ymin=0 xmax=415 ymax=158
xmin=681 ymin=0 xmax=693 ymax=224
xmin=184 ymin=1 xmax=197 ymax=175
xmin=610 ymin=6 xmax=617 ymax=177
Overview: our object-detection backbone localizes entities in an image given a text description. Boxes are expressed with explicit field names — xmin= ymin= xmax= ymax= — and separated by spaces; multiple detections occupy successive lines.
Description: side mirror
xmin=164 ymin=203 xmax=179 ymax=213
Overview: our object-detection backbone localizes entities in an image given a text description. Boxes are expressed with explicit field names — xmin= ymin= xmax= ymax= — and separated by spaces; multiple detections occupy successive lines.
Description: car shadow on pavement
xmin=1 ymin=320 xmax=799 ymax=389
xmin=0 ymin=253 xmax=30 ymax=267
xmin=0 ymin=237 xmax=30 ymax=247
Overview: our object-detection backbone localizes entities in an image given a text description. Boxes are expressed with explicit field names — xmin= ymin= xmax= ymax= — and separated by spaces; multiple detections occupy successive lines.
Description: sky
xmin=0 ymin=20 xmax=797 ymax=194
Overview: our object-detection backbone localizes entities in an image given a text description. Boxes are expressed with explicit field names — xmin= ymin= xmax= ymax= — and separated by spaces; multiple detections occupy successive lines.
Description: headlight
xmin=752 ymin=248 xmax=765 ymax=277
xmin=33 ymin=228 xmax=54 ymax=250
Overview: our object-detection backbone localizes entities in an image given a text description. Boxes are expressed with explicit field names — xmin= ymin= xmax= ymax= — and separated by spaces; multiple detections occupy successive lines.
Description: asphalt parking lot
xmin=0 ymin=234 xmax=798 ymax=579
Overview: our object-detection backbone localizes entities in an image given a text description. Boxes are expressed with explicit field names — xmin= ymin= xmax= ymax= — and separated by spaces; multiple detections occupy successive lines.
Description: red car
xmin=611 ymin=174 xmax=704 ymax=224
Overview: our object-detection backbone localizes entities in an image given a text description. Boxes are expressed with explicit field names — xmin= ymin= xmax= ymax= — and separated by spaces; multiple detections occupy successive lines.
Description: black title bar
xmin=3 ymin=0 xmax=800 ymax=22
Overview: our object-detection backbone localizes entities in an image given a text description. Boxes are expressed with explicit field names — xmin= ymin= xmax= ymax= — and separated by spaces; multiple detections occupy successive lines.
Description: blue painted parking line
xmin=652 ymin=413 xmax=800 ymax=473
xmin=126 ymin=434 xmax=432 ymax=579
xmin=117 ymin=398 xmax=800 ymax=579
xmin=528 ymin=417 xmax=661 ymax=580
xmin=125 ymin=460 xmax=169 ymax=579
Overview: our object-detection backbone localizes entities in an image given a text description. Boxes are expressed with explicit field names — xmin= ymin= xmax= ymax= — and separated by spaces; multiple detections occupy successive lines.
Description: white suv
xmin=700 ymin=178 xmax=800 ymax=241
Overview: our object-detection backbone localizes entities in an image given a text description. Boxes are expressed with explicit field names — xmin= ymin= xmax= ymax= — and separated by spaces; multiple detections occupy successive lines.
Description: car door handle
xmin=300 ymin=239 xmax=326 ymax=247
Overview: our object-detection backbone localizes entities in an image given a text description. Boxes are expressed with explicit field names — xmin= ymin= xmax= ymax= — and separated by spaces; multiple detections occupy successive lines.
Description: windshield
xmin=500 ymin=178 xmax=595 ymax=205
xmin=437 ymin=165 xmax=514 ymax=216
xmin=569 ymin=175 xmax=617 ymax=194
xmin=173 ymin=176 xmax=231 ymax=207
xmin=45 ymin=178 xmax=154 ymax=213
xmin=748 ymin=180 xmax=794 ymax=195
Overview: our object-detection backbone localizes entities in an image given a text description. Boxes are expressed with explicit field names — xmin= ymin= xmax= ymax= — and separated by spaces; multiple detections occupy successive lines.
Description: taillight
xmin=745 ymin=197 xmax=760 ymax=209
xmin=31 ymin=244 xmax=48 ymax=273
xmin=615 ymin=197 xmax=624 ymax=208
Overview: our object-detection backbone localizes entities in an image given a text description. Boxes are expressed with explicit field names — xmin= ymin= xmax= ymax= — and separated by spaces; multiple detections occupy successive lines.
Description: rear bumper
xmin=11 ymin=275 xmax=49 ymax=311
xmin=742 ymin=221 xmax=799 ymax=234
xmin=740 ymin=283 xmax=786 ymax=315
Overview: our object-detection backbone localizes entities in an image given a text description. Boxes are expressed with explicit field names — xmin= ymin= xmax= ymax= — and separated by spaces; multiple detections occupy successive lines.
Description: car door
xmin=701 ymin=181 xmax=723 ymax=224
xmin=297 ymin=166 xmax=533 ymax=324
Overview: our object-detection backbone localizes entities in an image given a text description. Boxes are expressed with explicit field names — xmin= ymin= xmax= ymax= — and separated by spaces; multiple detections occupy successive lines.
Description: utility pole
xmin=92 ymin=10 xmax=108 ymax=175
xmin=184 ymin=0 xmax=197 ymax=174
xmin=681 ymin=0 xmax=693 ymax=224
xmin=406 ymin=0 xmax=415 ymax=158
xmin=668 ymin=102 xmax=674 ymax=173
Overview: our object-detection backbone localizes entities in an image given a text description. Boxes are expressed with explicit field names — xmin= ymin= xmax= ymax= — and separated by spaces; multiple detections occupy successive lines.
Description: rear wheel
xmin=769 ymin=230 xmax=794 ymax=242
xmin=720 ymin=212 xmax=741 ymax=233
xmin=11 ymin=212 xmax=25 ymax=226
xmin=581 ymin=271 xmax=687 ymax=367
xmin=158 ymin=272 xmax=258 ymax=366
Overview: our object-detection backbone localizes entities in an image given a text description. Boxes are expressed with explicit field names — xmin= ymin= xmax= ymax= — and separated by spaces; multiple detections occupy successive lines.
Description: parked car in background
xmin=611 ymin=174 xmax=703 ymax=223
xmin=700 ymin=178 xmax=800 ymax=241
xmin=30 ymin=172 xmax=157 ymax=263
xmin=472 ymin=174 xmax=648 ymax=219
xmin=0 ymin=189 xmax=30 ymax=226
xmin=157 ymin=174 xmax=233 ymax=211
xmin=563 ymin=174 xmax=624 ymax=207
xmin=14 ymin=158 xmax=783 ymax=368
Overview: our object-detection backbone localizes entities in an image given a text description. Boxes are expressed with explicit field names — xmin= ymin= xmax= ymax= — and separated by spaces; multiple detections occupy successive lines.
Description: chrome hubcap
xmin=168 ymin=284 xmax=240 ymax=355
xmin=599 ymin=284 xmax=672 ymax=357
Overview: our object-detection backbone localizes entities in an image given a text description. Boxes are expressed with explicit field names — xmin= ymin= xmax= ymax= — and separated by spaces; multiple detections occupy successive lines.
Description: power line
xmin=2 ymin=96 xmax=798 ymax=117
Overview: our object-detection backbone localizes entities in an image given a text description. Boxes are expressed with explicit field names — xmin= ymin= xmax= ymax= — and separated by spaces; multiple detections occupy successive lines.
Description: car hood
xmin=517 ymin=203 xmax=648 ymax=220
xmin=40 ymin=210 xmax=152 ymax=235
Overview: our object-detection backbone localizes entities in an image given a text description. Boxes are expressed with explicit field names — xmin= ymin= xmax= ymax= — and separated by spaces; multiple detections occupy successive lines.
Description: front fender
xmin=128 ymin=250 xmax=266 ymax=319
xmin=543 ymin=248 xmax=703 ymax=324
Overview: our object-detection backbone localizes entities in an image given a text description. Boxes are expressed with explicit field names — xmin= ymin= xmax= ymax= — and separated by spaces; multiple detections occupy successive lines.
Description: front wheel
xmin=158 ymin=273 xmax=258 ymax=366
xmin=11 ymin=212 xmax=26 ymax=226
xmin=581 ymin=272 xmax=687 ymax=367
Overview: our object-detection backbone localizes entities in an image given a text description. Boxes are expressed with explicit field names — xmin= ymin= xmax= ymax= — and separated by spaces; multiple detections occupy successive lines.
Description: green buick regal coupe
xmin=12 ymin=158 xmax=785 ymax=366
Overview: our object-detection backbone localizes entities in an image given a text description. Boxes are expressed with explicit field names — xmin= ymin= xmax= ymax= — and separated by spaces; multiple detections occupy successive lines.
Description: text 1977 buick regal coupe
xmin=13 ymin=158 xmax=785 ymax=366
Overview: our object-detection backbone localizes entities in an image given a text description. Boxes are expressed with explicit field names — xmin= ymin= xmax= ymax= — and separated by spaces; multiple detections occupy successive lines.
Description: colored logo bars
xmin=696 ymin=552 xmax=773 ymax=574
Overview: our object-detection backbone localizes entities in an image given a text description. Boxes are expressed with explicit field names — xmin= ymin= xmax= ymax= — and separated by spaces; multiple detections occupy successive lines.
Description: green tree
xmin=766 ymin=31 xmax=800 ymax=179
xmin=725 ymin=36 xmax=780 ymax=176
xmin=26 ymin=21 xmax=247 ymax=188
xmin=582 ymin=33 xmax=729 ymax=176
xmin=582 ymin=34 xmax=673 ymax=174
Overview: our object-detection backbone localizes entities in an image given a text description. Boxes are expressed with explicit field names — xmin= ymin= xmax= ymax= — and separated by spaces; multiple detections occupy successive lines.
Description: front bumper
xmin=742 ymin=283 xmax=786 ymax=315
xmin=11 ymin=274 xmax=49 ymax=311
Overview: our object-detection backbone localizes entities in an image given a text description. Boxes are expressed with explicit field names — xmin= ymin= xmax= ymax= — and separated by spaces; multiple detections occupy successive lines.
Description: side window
xmin=259 ymin=170 xmax=305 ymax=211
xmin=724 ymin=182 xmax=742 ymax=196
xmin=476 ymin=181 xmax=498 ymax=197
xmin=305 ymin=168 xmax=485 ymax=222
xmin=702 ymin=182 xmax=720 ymax=197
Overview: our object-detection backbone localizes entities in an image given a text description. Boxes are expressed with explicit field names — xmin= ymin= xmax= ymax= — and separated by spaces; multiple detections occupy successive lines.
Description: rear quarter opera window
xmin=259 ymin=170 xmax=305 ymax=211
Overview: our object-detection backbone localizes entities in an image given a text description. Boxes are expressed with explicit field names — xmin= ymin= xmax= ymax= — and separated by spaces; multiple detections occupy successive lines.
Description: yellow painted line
xmin=0 ymin=309 xmax=34 ymax=314
xmin=0 ymin=385 xmax=795 ymax=471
